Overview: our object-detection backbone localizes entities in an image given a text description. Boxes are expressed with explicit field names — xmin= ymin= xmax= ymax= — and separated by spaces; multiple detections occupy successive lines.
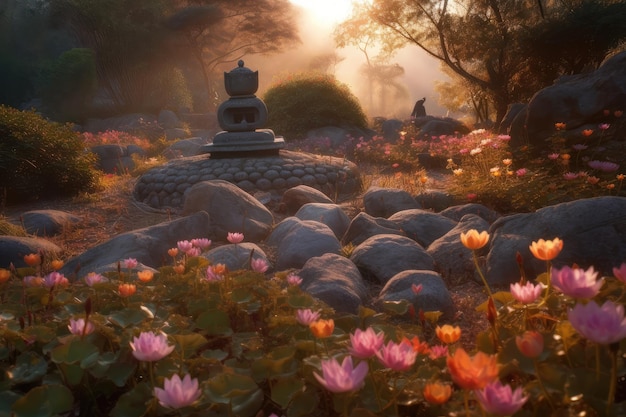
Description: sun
xmin=289 ymin=0 xmax=358 ymax=26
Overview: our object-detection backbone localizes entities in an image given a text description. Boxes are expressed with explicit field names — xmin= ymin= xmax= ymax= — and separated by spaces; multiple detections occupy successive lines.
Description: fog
xmin=244 ymin=4 xmax=451 ymax=121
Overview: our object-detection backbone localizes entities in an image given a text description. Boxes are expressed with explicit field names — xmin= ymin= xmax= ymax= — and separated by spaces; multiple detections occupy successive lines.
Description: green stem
xmin=534 ymin=359 xmax=555 ymax=410
xmin=472 ymin=251 xmax=492 ymax=298
xmin=464 ymin=389 xmax=470 ymax=417
xmin=596 ymin=344 xmax=601 ymax=382
xmin=608 ymin=343 xmax=618 ymax=415
xmin=542 ymin=260 xmax=552 ymax=304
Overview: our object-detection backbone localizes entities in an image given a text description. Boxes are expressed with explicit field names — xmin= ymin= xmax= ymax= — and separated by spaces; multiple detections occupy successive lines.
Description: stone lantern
xmin=203 ymin=60 xmax=284 ymax=157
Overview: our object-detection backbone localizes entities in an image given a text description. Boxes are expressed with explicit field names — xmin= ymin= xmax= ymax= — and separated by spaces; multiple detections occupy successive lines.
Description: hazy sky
xmin=244 ymin=0 xmax=450 ymax=119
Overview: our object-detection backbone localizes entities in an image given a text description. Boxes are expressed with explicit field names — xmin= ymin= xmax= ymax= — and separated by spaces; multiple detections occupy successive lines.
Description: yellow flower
xmin=0 ymin=268 xmax=10 ymax=283
xmin=118 ymin=283 xmax=137 ymax=297
xmin=446 ymin=347 xmax=499 ymax=390
xmin=436 ymin=324 xmax=461 ymax=344
xmin=423 ymin=382 xmax=453 ymax=405
xmin=529 ymin=238 xmax=563 ymax=261
xmin=309 ymin=319 xmax=334 ymax=338
xmin=460 ymin=229 xmax=490 ymax=250
xmin=137 ymin=270 xmax=154 ymax=283
xmin=24 ymin=253 xmax=41 ymax=266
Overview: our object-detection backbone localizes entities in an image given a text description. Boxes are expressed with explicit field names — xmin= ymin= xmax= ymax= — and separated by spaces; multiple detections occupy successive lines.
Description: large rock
xmin=363 ymin=186 xmax=421 ymax=218
xmin=413 ymin=116 xmax=470 ymax=138
xmin=0 ymin=236 xmax=62 ymax=268
xmin=280 ymin=185 xmax=334 ymax=215
xmin=182 ymin=180 xmax=274 ymax=242
xmin=377 ymin=270 xmax=456 ymax=321
xmin=512 ymin=51 xmax=626 ymax=146
xmin=299 ymin=253 xmax=369 ymax=315
xmin=60 ymin=212 xmax=212 ymax=279
xmin=341 ymin=212 xmax=405 ymax=247
xmin=203 ymin=242 xmax=271 ymax=272
xmin=388 ymin=209 xmax=457 ymax=248
xmin=21 ymin=210 xmax=82 ymax=237
xmin=90 ymin=144 xmax=135 ymax=174
xmin=294 ymin=203 xmax=351 ymax=239
xmin=350 ymin=234 xmax=435 ymax=285
xmin=487 ymin=196 xmax=626 ymax=286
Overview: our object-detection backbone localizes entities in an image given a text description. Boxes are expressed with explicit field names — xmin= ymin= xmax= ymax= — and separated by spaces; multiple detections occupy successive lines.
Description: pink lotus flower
xmin=348 ymin=327 xmax=385 ymax=359
xmin=227 ymin=232 xmax=244 ymax=244
xmin=185 ymin=247 xmax=201 ymax=257
xmin=510 ymin=281 xmax=543 ymax=304
xmin=515 ymin=168 xmax=528 ymax=177
xmin=43 ymin=272 xmax=69 ymax=288
xmin=428 ymin=345 xmax=448 ymax=360
xmin=599 ymin=123 xmax=610 ymax=130
xmin=176 ymin=240 xmax=193 ymax=253
xmin=130 ymin=331 xmax=175 ymax=362
xmin=295 ymin=309 xmax=320 ymax=326
xmin=121 ymin=258 xmax=138 ymax=269
xmin=548 ymin=153 xmax=560 ymax=160
xmin=568 ymin=300 xmax=626 ymax=344
xmin=613 ymin=263 xmax=626 ymax=283
xmin=68 ymin=318 xmax=95 ymax=336
xmin=475 ymin=381 xmax=528 ymax=415
xmin=588 ymin=160 xmax=620 ymax=172
xmin=24 ymin=276 xmax=43 ymax=287
xmin=154 ymin=373 xmax=201 ymax=409
xmin=314 ymin=356 xmax=368 ymax=393
xmin=563 ymin=172 xmax=578 ymax=180
xmin=572 ymin=144 xmax=588 ymax=150
xmin=287 ymin=273 xmax=302 ymax=286
xmin=190 ymin=238 xmax=211 ymax=250
xmin=84 ymin=272 xmax=107 ymax=286
xmin=205 ymin=264 xmax=225 ymax=282
xmin=551 ymin=265 xmax=603 ymax=299
xmin=376 ymin=340 xmax=417 ymax=371
xmin=250 ymin=258 xmax=269 ymax=273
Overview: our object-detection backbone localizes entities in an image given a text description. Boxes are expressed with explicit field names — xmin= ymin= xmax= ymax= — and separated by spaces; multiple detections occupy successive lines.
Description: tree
xmin=336 ymin=0 xmax=626 ymax=124
xmin=165 ymin=0 xmax=300 ymax=110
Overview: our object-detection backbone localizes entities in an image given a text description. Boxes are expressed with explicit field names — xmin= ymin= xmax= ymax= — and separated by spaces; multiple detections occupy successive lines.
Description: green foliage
xmin=0 ymin=105 xmax=99 ymax=205
xmin=264 ymin=72 xmax=369 ymax=140
xmin=36 ymin=48 xmax=98 ymax=122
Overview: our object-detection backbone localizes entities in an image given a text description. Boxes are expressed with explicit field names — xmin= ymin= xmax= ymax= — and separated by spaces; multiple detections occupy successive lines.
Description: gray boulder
xmin=363 ymin=186 xmax=421 ymax=218
xmin=341 ymin=212 xmax=405 ymax=247
xmin=388 ymin=209 xmax=457 ymax=248
xmin=294 ymin=203 xmax=351 ymax=239
xmin=90 ymin=144 xmax=134 ymax=174
xmin=203 ymin=242 xmax=271 ymax=272
xmin=268 ymin=218 xmax=341 ymax=270
xmin=60 ymin=212 xmax=211 ymax=280
xmin=299 ymin=253 xmax=369 ymax=315
xmin=163 ymin=137 xmax=207 ymax=159
xmin=440 ymin=203 xmax=500 ymax=224
xmin=487 ymin=196 xmax=626 ymax=286
xmin=21 ymin=210 xmax=82 ymax=237
xmin=0 ymin=236 xmax=62 ymax=268
xmin=350 ymin=234 xmax=435 ymax=285
xmin=158 ymin=109 xmax=182 ymax=129
xmin=414 ymin=190 xmax=457 ymax=212
xmin=414 ymin=116 xmax=470 ymax=137
xmin=427 ymin=214 xmax=491 ymax=285
xmin=182 ymin=180 xmax=274 ymax=242
xmin=280 ymin=185 xmax=334 ymax=215
xmin=377 ymin=270 xmax=455 ymax=321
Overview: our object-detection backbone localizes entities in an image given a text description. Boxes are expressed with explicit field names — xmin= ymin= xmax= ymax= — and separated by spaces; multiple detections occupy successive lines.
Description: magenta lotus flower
xmin=121 ymin=258 xmax=138 ymax=269
xmin=251 ymin=258 xmax=269 ymax=273
xmin=205 ymin=265 xmax=225 ymax=282
xmin=376 ymin=340 xmax=417 ymax=371
xmin=190 ymin=238 xmax=211 ymax=250
xmin=227 ymin=232 xmax=244 ymax=244
xmin=68 ymin=318 xmax=95 ymax=336
xmin=613 ymin=263 xmax=626 ymax=283
xmin=475 ymin=380 xmax=528 ymax=416
xmin=588 ymin=160 xmax=619 ymax=172
xmin=428 ymin=345 xmax=448 ymax=360
xmin=568 ymin=300 xmax=626 ymax=345
xmin=348 ymin=327 xmax=385 ymax=359
xmin=551 ymin=265 xmax=603 ymax=299
xmin=314 ymin=356 xmax=368 ymax=393
xmin=43 ymin=272 xmax=69 ymax=288
xmin=130 ymin=331 xmax=175 ymax=362
xmin=295 ymin=309 xmax=320 ymax=325
xmin=287 ymin=273 xmax=302 ymax=286
xmin=515 ymin=168 xmax=528 ymax=177
xmin=176 ymin=240 xmax=193 ymax=253
xmin=563 ymin=172 xmax=578 ymax=180
xmin=510 ymin=281 xmax=543 ymax=304
xmin=84 ymin=272 xmax=107 ymax=287
xmin=154 ymin=373 xmax=201 ymax=409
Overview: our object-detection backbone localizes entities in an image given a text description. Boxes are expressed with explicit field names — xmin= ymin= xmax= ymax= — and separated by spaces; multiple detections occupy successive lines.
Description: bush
xmin=264 ymin=72 xmax=368 ymax=140
xmin=0 ymin=105 xmax=100 ymax=205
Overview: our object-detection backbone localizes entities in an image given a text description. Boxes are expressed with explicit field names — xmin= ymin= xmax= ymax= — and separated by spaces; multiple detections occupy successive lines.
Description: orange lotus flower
xmin=118 ymin=283 xmax=137 ymax=297
xmin=168 ymin=248 xmax=179 ymax=258
xmin=0 ymin=268 xmax=10 ymax=283
xmin=582 ymin=129 xmax=593 ymax=136
xmin=309 ymin=319 xmax=335 ymax=338
xmin=403 ymin=336 xmax=430 ymax=354
xmin=446 ymin=347 xmax=499 ymax=390
xmin=436 ymin=325 xmax=461 ymax=344
xmin=173 ymin=264 xmax=185 ymax=275
xmin=24 ymin=253 xmax=41 ymax=266
xmin=50 ymin=260 xmax=64 ymax=271
xmin=460 ymin=229 xmax=490 ymax=250
xmin=423 ymin=382 xmax=453 ymax=405
xmin=516 ymin=331 xmax=544 ymax=358
xmin=137 ymin=270 xmax=154 ymax=283
xmin=554 ymin=122 xmax=566 ymax=130
xmin=529 ymin=238 xmax=563 ymax=261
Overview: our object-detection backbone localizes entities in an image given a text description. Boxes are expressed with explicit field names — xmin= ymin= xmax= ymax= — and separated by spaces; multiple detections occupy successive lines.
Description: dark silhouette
xmin=411 ymin=97 xmax=426 ymax=119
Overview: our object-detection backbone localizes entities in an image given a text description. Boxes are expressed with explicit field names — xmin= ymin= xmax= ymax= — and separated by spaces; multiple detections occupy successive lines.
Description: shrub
xmin=0 ymin=105 xmax=99 ymax=205
xmin=264 ymin=72 xmax=368 ymax=140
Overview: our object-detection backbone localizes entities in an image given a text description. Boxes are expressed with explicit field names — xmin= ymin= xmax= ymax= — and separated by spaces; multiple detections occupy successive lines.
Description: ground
xmin=0 ymin=174 xmax=489 ymax=348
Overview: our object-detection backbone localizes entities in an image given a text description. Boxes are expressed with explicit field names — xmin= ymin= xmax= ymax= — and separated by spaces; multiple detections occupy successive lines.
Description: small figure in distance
xmin=411 ymin=97 xmax=427 ymax=120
